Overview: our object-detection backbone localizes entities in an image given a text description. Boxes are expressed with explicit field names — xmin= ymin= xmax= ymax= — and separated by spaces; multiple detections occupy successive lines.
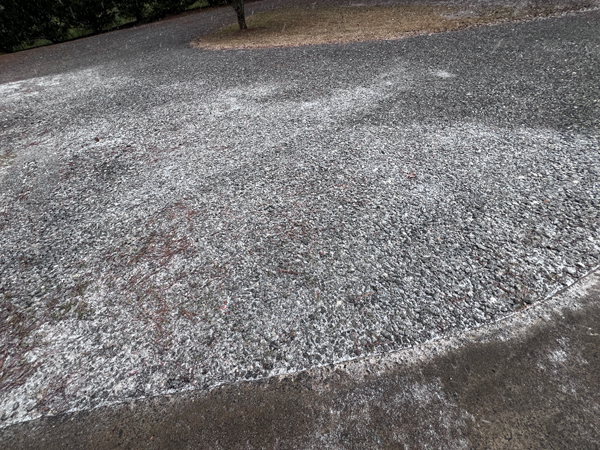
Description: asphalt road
xmin=3 ymin=270 xmax=600 ymax=449
xmin=1 ymin=1 xmax=599 ymax=447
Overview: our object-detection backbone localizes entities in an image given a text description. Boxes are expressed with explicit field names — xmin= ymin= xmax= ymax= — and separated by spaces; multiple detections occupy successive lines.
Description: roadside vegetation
xmin=193 ymin=2 xmax=596 ymax=50
xmin=0 ymin=0 xmax=232 ymax=53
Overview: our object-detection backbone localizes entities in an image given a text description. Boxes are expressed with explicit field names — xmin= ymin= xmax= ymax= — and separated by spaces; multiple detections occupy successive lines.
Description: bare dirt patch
xmin=192 ymin=2 xmax=596 ymax=50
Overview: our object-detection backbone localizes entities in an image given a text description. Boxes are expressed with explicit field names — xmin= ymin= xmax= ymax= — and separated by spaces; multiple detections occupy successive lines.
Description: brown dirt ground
xmin=193 ymin=1 xmax=597 ymax=50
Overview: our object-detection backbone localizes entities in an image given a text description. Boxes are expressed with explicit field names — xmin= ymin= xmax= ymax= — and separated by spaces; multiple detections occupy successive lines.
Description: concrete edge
xmin=6 ymin=267 xmax=598 ymax=429
xmin=1 ymin=269 xmax=599 ymax=449
xmin=295 ymin=267 xmax=600 ymax=389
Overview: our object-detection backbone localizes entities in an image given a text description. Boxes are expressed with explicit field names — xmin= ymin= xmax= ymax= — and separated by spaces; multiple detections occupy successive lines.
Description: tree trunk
xmin=232 ymin=0 xmax=247 ymax=30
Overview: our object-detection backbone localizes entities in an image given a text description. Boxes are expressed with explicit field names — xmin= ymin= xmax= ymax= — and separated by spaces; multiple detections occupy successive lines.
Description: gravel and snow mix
xmin=1 ymin=6 xmax=599 ymax=426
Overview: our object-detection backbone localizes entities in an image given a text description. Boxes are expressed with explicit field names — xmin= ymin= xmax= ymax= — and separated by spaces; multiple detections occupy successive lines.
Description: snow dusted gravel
xmin=1 ymin=4 xmax=599 ymax=426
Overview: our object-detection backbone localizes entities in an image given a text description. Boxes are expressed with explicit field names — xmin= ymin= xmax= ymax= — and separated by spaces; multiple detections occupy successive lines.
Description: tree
xmin=0 ymin=0 xmax=69 ymax=52
xmin=152 ymin=0 xmax=197 ymax=19
xmin=232 ymin=0 xmax=246 ymax=30
xmin=117 ymin=0 xmax=197 ymax=23
xmin=66 ymin=0 xmax=118 ymax=34
xmin=118 ymin=0 xmax=148 ymax=22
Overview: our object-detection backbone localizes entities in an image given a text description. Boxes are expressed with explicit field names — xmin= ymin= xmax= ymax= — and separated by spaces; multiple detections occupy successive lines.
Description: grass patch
xmin=193 ymin=3 xmax=593 ymax=50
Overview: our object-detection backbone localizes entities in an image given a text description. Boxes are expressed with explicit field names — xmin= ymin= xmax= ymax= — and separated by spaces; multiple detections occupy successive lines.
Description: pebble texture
xmin=0 ymin=2 xmax=599 ymax=426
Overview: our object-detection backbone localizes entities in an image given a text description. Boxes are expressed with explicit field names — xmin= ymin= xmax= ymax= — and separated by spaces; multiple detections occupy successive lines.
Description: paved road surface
xmin=0 ymin=2 xmax=599 ymax=447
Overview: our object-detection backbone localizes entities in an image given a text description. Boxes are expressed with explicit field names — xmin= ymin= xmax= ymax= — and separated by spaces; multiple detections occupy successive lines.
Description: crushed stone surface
xmin=0 ymin=1 xmax=599 ymax=427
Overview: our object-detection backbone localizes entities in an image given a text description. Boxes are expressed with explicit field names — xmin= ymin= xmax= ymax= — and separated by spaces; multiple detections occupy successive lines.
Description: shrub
xmin=118 ymin=0 xmax=199 ymax=23
xmin=207 ymin=0 xmax=231 ymax=6
xmin=118 ymin=0 xmax=150 ymax=22
xmin=65 ymin=0 xmax=119 ymax=33
xmin=0 ymin=0 xmax=69 ymax=52
xmin=0 ymin=0 xmax=205 ymax=53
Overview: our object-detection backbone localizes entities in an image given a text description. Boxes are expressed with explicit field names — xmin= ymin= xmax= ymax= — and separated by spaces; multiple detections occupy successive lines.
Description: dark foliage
xmin=118 ymin=0 xmax=150 ymax=22
xmin=0 ymin=0 xmax=69 ymax=52
xmin=0 ymin=0 xmax=205 ymax=53
xmin=145 ymin=0 xmax=198 ymax=21
xmin=207 ymin=0 xmax=231 ymax=6
xmin=118 ymin=0 xmax=199 ymax=23
xmin=67 ymin=0 xmax=119 ymax=33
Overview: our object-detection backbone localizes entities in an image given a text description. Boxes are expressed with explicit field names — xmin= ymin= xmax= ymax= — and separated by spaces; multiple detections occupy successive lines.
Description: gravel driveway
xmin=1 ymin=1 xmax=599 ymax=427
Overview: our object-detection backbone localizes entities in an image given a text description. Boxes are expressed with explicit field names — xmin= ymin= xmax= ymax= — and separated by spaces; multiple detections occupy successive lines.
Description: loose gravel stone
xmin=0 ymin=0 xmax=599 ymax=428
